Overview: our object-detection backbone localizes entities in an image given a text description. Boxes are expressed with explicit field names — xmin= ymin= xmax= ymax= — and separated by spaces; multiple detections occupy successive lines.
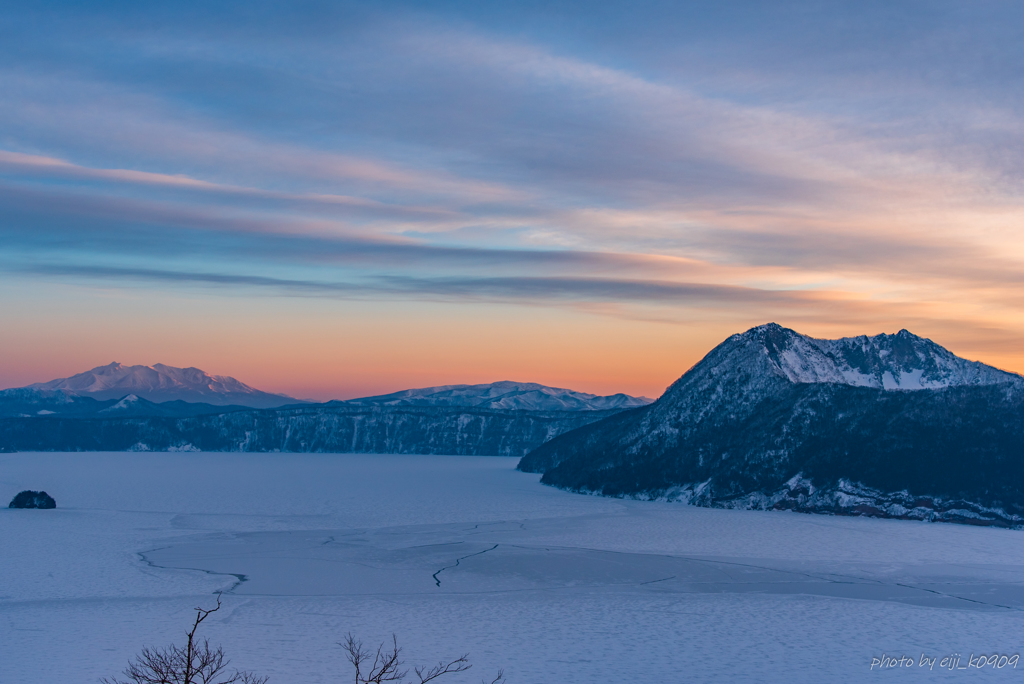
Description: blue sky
xmin=1 ymin=1 xmax=1022 ymax=398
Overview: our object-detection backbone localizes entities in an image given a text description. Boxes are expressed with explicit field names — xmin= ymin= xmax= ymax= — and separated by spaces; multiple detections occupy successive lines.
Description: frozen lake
xmin=3 ymin=452 xmax=1024 ymax=682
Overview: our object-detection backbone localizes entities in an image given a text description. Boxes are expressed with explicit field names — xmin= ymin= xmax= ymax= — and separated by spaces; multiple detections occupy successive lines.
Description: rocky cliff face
xmin=0 ymin=404 xmax=620 ymax=457
xmin=519 ymin=324 xmax=1024 ymax=526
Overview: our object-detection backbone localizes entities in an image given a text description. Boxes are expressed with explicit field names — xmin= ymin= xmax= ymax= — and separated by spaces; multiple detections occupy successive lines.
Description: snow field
xmin=3 ymin=452 xmax=1024 ymax=682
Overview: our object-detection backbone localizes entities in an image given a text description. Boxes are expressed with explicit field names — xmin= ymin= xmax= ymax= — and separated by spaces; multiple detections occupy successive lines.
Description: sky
xmin=1 ymin=1 xmax=1023 ymax=401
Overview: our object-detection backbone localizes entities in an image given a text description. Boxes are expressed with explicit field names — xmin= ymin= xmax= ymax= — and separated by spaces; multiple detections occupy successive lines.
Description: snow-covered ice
xmin=3 ymin=452 xmax=1024 ymax=683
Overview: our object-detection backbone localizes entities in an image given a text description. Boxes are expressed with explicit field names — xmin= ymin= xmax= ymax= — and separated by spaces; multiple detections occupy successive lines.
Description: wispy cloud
xmin=13 ymin=262 xmax=822 ymax=308
xmin=0 ymin=149 xmax=465 ymax=221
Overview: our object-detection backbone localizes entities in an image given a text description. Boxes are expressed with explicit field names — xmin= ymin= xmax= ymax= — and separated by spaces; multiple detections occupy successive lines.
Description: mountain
xmin=724 ymin=324 xmax=1017 ymax=389
xmin=0 ymin=388 xmax=100 ymax=418
xmin=91 ymin=394 xmax=255 ymax=418
xmin=347 ymin=381 xmax=652 ymax=411
xmin=22 ymin=362 xmax=300 ymax=408
xmin=0 ymin=377 xmax=648 ymax=454
xmin=0 ymin=404 xmax=623 ymax=457
xmin=519 ymin=323 xmax=1024 ymax=527
xmin=0 ymin=388 xmax=252 ymax=418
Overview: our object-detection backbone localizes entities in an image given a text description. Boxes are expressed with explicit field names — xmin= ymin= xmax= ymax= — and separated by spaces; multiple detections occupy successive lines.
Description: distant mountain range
xmin=23 ymin=362 xmax=299 ymax=408
xmin=6 ymin=365 xmax=651 ymax=414
xmin=520 ymin=323 xmax=1024 ymax=527
xmin=346 ymin=381 xmax=652 ymax=411
xmin=0 ymin=369 xmax=648 ymax=455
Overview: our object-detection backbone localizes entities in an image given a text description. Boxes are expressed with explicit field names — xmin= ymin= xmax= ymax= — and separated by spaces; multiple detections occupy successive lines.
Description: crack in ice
xmin=138 ymin=547 xmax=249 ymax=594
xmin=432 ymin=544 xmax=499 ymax=587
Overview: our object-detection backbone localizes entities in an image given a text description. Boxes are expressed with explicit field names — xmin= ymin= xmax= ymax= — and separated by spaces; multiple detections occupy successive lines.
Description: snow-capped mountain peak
xmin=100 ymin=394 xmax=142 ymax=412
xmin=23 ymin=363 xmax=299 ymax=408
xmin=730 ymin=323 xmax=1018 ymax=390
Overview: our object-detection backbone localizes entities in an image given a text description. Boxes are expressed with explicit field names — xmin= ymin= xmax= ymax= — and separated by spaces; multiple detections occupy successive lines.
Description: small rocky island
xmin=9 ymin=490 xmax=56 ymax=509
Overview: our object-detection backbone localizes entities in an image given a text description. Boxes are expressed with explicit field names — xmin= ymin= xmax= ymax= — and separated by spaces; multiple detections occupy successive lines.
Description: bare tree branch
xmin=414 ymin=655 xmax=470 ymax=683
xmin=340 ymin=634 xmax=504 ymax=684
xmin=340 ymin=633 xmax=407 ymax=684
xmin=102 ymin=596 xmax=267 ymax=684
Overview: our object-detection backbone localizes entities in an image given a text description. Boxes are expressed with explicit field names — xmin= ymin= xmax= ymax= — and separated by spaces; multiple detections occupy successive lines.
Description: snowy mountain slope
xmin=91 ymin=394 xmax=252 ymax=417
xmin=747 ymin=323 xmax=1019 ymax=389
xmin=0 ymin=388 xmax=98 ymax=417
xmin=348 ymin=380 xmax=652 ymax=411
xmin=0 ymin=388 xmax=252 ymax=418
xmin=99 ymin=394 xmax=144 ymax=413
xmin=519 ymin=323 xmax=1024 ymax=526
xmin=23 ymin=362 xmax=300 ymax=408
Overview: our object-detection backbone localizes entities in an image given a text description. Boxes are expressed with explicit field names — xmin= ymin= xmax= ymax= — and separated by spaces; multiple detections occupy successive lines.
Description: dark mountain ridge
xmin=0 ymin=388 xmax=252 ymax=418
xmin=0 ymin=404 xmax=621 ymax=457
